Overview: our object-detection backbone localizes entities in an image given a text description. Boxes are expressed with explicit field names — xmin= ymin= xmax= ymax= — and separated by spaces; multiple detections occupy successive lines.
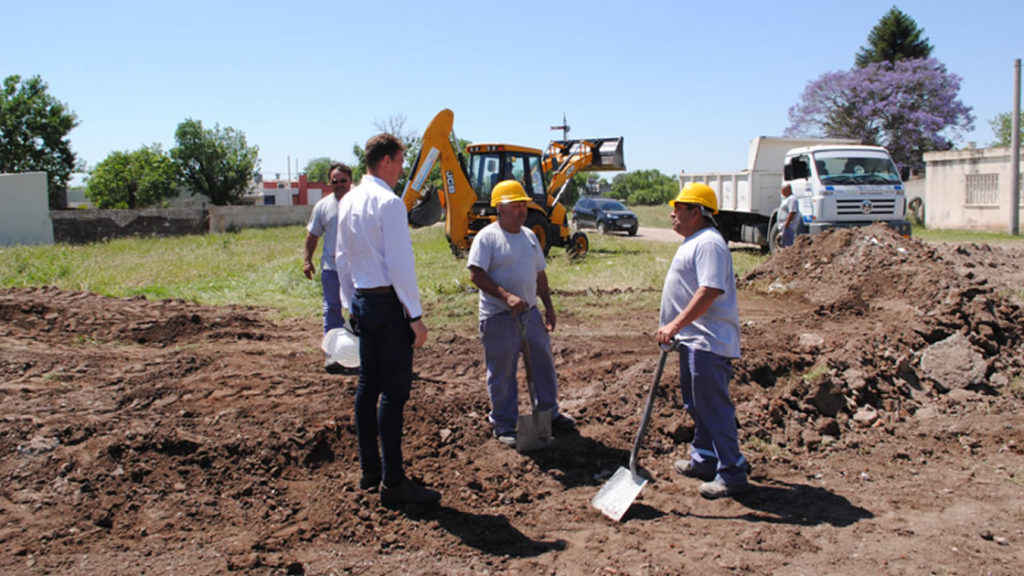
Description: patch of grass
xmin=744 ymin=436 xmax=785 ymax=459
xmin=1008 ymin=376 xmax=1024 ymax=400
xmin=912 ymin=226 xmax=1024 ymax=245
xmin=630 ymin=204 xmax=674 ymax=229
xmin=0 ymin=223 xmax=769 ymax=331
xmin=802 ymin=364 xmax=830 ymax=382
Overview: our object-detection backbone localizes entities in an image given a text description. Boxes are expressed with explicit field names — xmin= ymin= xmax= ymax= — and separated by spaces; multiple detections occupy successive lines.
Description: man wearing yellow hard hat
xmin=657 ymin=182 xmax=750 ymax=499
xmin=467 ymin=180 xmax=575 ymax=448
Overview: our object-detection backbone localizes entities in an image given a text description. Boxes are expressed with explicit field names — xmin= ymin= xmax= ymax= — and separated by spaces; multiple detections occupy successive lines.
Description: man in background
xmin=303 ymin=162 xmax=353 ymax=373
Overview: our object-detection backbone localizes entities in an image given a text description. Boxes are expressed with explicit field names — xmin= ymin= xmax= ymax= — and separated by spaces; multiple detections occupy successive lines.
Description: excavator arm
xmin=401 ymin=109 xmax=479 ymax=252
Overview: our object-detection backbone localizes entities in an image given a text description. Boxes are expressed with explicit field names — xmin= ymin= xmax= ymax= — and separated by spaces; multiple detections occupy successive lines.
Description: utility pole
xmin=550 ymin=113 xmax=570 ymax=141
xmin=1011 ymin=58 xmax=1020 ymax=235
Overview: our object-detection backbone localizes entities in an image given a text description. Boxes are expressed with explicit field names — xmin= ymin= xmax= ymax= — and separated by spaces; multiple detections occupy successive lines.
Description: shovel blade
xmin=516 ymin=409 xmax=552 ymax=453
xmin=591 ymin=466 xmax=647 ymax=522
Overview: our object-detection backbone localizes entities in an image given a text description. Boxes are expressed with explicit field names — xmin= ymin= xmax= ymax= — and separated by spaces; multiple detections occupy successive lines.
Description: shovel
xmin=515 ymin=311 xmax=552 ymax=453
xmin=591 ymin=339 xmax=679 ymax=521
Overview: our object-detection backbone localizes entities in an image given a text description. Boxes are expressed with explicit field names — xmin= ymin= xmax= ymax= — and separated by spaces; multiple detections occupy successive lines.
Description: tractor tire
xmin=525 ymin=212 xmax=552 ymax=256
xmin=567 ymin=231 xmax=588 ymax=259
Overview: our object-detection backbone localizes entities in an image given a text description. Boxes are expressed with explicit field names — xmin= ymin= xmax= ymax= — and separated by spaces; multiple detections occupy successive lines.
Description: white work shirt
xmin=466 ymin=221 xmax=546 ymax=320
xmin=659 ymin=226 xmax=741 ymax=358
xmin=306 ymin=192 xmax=340 ymax=271
xmin=778 ymin=194 xmax=800 ymax=232
xmin=334 ymin=174 xmax=422 ymax=318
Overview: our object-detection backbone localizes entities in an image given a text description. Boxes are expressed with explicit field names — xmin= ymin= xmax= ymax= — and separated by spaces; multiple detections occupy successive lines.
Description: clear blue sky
xmin=3 ymin=0 xmax=1021 ymax=184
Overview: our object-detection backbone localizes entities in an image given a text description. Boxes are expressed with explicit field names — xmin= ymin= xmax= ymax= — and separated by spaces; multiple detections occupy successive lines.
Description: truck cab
xmin=783 ymin=145 xmax=911 ymax=237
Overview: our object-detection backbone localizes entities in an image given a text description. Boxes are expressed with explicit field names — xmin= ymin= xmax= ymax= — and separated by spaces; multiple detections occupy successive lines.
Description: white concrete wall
xmin=923 ymin=147 xmax=1023 ymax=232
xmin=208 ymin=205 xmax=313 ymax=233
xmin=0 ymin=172 xmax=54 ymax=245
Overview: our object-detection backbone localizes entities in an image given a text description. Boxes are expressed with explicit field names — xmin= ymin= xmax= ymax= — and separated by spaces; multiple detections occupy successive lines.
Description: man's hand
xmin=302 ymin=260 xmax=315 ymax=280
xmin=543 ymin=306 xmax=556 ymax=332
xmin=410 ymin=318 xmax=428 ymax=349
xmin=504 ymin=293 xmax=528 ymax=314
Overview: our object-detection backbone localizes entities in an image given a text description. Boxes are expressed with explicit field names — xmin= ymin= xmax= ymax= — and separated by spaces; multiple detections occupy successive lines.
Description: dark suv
xmin=571 ymin=197 xmax=638 ymax=235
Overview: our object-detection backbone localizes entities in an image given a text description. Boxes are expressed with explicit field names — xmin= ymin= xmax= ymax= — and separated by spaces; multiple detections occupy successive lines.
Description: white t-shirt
xmin=659 ymin=226 xmax=741 ymax=358
xmin=778 ymin=194 xmax=800 ymax=232
xmin=307 ymin=193 xmax=340 ymax=271
xmin=466 ymin=222 xmax=546 ymax=320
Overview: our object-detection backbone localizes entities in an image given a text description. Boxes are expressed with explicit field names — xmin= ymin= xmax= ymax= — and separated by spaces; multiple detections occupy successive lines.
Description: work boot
xmin=673 ymin=459 xmax=715 ymax=482
xmin=551 ymin=413 xmax=576 ymax=432
xmin=493 ymin=431 xmax=516 ymax=448
xmin=698 ymin=479 xmax=750 ymax=500
xmin=380 ymin=478 xmax=442 ymax=507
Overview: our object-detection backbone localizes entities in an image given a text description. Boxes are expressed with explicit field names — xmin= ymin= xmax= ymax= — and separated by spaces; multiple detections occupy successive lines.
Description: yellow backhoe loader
xmin=401 ymin=109 xmax=625 ymax=258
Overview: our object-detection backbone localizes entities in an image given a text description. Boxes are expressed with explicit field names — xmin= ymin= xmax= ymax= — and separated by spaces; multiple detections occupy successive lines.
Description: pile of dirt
xmin=1 ymin=228 xmax=1023 ymax=575
xmin=737 ymin=224 xmax=1023 ymax=450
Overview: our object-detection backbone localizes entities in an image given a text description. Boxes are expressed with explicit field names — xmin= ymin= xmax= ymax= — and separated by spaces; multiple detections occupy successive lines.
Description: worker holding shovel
xmin=658 ymin=183 xmax=750 ymax=499
xmin=468 ymin=180 xmax=575 ymax=449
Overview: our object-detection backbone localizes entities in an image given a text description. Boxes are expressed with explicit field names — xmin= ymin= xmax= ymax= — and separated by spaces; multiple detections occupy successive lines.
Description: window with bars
xmin=965 ymin=173 xmax=999 ymax=206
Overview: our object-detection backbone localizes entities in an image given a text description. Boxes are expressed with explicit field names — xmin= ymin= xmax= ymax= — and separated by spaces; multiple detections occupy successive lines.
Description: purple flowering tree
xmin=784 ymin=58 xmax=974 ymax=173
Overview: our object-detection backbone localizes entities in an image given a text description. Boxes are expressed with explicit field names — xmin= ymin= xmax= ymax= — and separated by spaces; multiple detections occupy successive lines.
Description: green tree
xmin=0 ymin=75 xmax=79 ymax=209
xmin=988 ymin=112 xmax=1024 ymax=148
xmin=85 ymin=144 xmax=178 ymax=208
xmin=303 ymin=157 xmax=334 ymax=183
xmin=855 ymin=7 xmax=933 ymax=68
xmin=170 ymin=118 xmax=259 ymax=205
xmin=610 ymin=170 xmax=678 ymax=205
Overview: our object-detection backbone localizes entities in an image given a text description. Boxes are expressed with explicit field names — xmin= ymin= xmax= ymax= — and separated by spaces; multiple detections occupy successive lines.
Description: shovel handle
xmin=516 ymin=312 xmax=540 ymax=410
xmin=628 ymin=348 xmax=669 ymax=475
xmin=628 ymin=337 xmax=682 ymax=476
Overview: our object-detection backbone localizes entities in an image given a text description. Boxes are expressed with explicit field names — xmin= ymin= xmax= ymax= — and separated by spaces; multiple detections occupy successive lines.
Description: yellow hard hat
xmin=490 ymin=179 xmax=530 ymax=207
xmin=669 ymin=182 xmax=719 ymax=214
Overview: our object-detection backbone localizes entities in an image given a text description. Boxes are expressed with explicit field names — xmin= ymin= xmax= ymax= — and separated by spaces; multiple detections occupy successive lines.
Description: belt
xmin=356 ymin=286 xmax=394 ymax=295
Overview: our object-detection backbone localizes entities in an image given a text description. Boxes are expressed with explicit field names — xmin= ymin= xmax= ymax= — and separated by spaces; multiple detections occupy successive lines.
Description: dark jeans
xmin=350 ymin=291 xmax=414 ymax=487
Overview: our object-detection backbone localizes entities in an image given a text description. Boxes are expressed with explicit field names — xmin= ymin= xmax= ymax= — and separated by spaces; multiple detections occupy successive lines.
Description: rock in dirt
xmin=920 ymin=333 xmax=987 ymax=392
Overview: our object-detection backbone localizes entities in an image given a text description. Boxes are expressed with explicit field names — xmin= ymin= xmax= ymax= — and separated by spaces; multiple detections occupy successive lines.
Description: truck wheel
xmin=768 ymin=225 xmax=783 ymax=253
xmin=526 ymin=213 xmax=552 ymax=256
xmin=627 ymin=226 xmax=637 ymax=236
xmin=597 ymin=222 xmax=608 ymax=235
xmin=567 ymin=232 xmax=588 ymax=259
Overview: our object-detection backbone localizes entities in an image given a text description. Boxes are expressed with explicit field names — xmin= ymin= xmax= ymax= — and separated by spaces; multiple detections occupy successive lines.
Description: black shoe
xmin=552 ymin=413 xmax=576 ymax=432
xmin=325 ymin=360 xmax=358 ymax=375
xmin=380 ymin=478 xmax=441 ymax=507
xmin=359 ymin=472 xmax=382 ymax=491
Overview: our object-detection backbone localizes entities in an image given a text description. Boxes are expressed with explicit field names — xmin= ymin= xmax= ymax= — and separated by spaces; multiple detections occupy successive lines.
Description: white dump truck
xmin=679 ymin=136 xmax=911 ymax=251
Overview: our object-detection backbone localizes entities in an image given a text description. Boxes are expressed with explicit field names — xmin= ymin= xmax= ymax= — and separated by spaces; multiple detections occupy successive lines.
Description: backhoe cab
xmin=402 ymin=109 xmax=625 ymax=258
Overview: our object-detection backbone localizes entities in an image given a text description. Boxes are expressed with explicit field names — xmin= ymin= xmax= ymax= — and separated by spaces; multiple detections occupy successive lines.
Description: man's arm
xmin=468 ymin=265 xmax=528 ymax=313
xmin=656 ymin=286 xmax=723 ymax=345
xmin=536 ymin=270 xmax=556 ymax=332
xmin=303 ymin=233 xmax=319 ymax=279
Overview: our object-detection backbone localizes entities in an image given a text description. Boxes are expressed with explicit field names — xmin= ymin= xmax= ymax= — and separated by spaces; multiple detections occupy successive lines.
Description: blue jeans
xmin=350 ymin=291 xmax=414 ymax=487
xmin=678 ymin=345 xmax=748 ymax=486
xmin=320 ymin=269 xmax=345 ymax=334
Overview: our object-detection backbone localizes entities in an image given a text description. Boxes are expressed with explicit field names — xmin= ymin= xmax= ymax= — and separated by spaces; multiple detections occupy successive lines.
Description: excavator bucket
xmin=547 ymin=138 xmax=626 ymax=172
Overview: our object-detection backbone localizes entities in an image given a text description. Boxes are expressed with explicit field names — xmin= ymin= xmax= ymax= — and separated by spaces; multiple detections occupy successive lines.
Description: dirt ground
xmin=2 ymin=224 xmax=1023 ymax=575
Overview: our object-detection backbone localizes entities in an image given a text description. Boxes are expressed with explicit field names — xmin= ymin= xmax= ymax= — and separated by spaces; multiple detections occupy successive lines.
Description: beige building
xmin=923 ymin=146 xmax=1023 ymax=232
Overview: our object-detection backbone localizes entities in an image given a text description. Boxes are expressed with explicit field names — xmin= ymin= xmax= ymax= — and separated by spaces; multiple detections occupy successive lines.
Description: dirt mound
xmin=2 ymin=231 xmax=1023 ymax=575
xmin=737 ymin=224 xmax=1023 ymax=449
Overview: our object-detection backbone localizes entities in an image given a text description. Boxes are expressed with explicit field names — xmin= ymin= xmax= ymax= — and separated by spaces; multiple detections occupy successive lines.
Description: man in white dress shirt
xmin=335 ymin=133 xmax=439 ymax=508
